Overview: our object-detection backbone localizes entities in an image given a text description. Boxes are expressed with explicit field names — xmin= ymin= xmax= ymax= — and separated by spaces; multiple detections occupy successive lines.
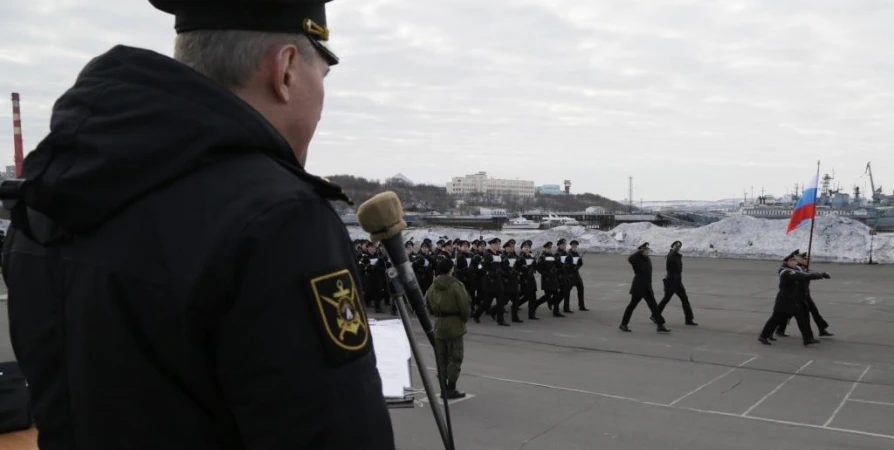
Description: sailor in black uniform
xmin=656 ymin=241 xmax=697 ymax=325
xmin=568 ymin=240 xmax=588 ymax=311
xmin=620 ymin=243 xmax=670 ymax=332
xmin=759 ymin=251 xmax=829 ymax=346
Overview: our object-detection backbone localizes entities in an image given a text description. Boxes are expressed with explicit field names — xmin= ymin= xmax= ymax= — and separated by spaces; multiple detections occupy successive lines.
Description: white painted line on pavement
xmin=848 ymin=399 xmax=894 ymax=408
xmin=824 ymin=365 xmax=872 ymax=428
xmin=461 ymin=367 xmax=894 ymax=442
xmin=677 ymin=406 xmax=894 ymax=442
xmin=832 ymin=361 xmax=865 ymax=367
xmin=554 ymin=333 xmax=578 ymax=338
xmin=669 ymin=355 xmax=759 ymax=407
xmin=419 ymin=394 xmax=477 ymax=405
xmin=742 ymin=360 xmax=813 ymax=417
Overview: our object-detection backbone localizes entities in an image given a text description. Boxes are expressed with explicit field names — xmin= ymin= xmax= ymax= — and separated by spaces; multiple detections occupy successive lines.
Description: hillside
xmin=326 ymin=175 xmax=628 ymax=214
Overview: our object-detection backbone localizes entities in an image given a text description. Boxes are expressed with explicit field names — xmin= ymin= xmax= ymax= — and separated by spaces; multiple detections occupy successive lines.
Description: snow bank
xmin=346 ymin=215 xmax=894 ymax=264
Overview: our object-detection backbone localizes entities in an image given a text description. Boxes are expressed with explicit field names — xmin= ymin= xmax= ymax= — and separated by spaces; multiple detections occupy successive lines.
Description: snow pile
xmin=346 ymin=215 xmax=894 ymax=264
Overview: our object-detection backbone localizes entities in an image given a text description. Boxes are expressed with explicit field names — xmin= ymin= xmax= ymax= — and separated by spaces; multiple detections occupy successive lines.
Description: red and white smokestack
xmin=11 ymin=92 xmax=24 ymax=177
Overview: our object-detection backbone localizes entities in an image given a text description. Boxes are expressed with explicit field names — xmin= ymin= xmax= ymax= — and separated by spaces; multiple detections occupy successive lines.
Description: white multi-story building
xmin=446 ymin=171 xmax=535 ymax=197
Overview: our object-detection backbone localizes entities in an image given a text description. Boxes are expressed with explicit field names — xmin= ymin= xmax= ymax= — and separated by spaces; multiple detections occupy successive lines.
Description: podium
xmin=369 ymin=318 xmax=416 ymax=408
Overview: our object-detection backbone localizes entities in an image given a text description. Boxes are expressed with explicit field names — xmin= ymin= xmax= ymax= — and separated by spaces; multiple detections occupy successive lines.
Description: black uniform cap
xmin=444 ymin=240 xmax=454 ymax=246
xmin=543 ymin=241 xmax=553 ymax=248
xmin=502 ymin=242 xmax=511 ymax=249
xmin=671 ymin=240 xmax=682 ymax=247
xmin=507 ymin=239 xmax=516 ymax=245
xmin=784 ymin=249 xmax=800 ymax=262
xmin=488 ymin=237 xmax=501 ymax=245
xmin=557 ymin=238 xmax=567 ymax=245
xmin=638 ymin=242 xmax=650 ymax=250
xmin=436 ymin=258 xmax=454 ymax=275
xmin=420 ymin=242 xmax=431 ymax=249
xmin=569 ymin=240 xmax=579 ymax=246
xmin=436 ymin=239 xmax=445 ymax=246
xmin=149 ymin=0 xmax=340 ymax=65
xmin=423 ymin=238 xmax=432 ymax=244
xmin=404 ymin=240 xmax=414 ymax=248
xmin=521 ymin=240 xmax=533 ymax=248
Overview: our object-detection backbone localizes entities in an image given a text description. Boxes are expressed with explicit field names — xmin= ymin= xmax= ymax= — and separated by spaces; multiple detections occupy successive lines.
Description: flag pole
xmin=805 ymin=160 xmax=820 ymax=270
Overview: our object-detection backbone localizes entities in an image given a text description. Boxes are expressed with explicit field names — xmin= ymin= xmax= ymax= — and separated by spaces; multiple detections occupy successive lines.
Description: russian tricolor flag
xmin=787 ymin=169 xmax=820 ymax=233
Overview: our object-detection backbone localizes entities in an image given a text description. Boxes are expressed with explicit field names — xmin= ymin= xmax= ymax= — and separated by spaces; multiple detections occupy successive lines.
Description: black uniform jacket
xmin=503 ymin=251 xmax=521 ymax=293
xmin=537 ymin=254 xmax=559 ymax=292
xmin=482 ymin=249 xmax=508 ymax=293
xmin=519 ymin=254 xmax=538 ymax=292
xmin=567 ymin=249 xmax=583 ymax=278
xmin=664 ymin=249 xmax=684 ymax=291
xmin=628 ymin=251 xmax=654 ymax=297
xmin=1 ymin=45 xmax=394 ymax=450
xmin=774 ymin=266 xmax=824 ymax=314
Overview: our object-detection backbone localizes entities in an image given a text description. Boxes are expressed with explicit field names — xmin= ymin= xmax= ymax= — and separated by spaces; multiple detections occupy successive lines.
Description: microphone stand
xmin=386 ymin=268 xmax=456 ymax=450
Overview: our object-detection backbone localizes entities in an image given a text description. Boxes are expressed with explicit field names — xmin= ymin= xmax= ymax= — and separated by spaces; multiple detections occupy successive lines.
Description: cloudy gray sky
xmin=1 ymin=0 xmax=893 ymax=201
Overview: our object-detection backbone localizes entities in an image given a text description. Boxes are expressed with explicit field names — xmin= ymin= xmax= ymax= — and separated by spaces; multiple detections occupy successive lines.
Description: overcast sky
xmin=1 ymin=0 xmax=893 ymax=201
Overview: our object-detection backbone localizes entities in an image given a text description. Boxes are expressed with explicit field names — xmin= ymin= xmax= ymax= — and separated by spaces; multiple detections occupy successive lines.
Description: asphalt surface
xmin=2 ymin=255 xmax=892 ymax=449
xmin=381 ymin=254 xmax=894 ymax=449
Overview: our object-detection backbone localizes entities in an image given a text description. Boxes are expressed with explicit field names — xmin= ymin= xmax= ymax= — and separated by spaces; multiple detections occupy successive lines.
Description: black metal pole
xmin=386 ymin=268 xmax=456 ymax=450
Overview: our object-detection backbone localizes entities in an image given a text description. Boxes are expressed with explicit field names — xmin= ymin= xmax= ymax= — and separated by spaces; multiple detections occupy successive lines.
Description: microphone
xmin=357 ymin=192 xmax=435 ymax=346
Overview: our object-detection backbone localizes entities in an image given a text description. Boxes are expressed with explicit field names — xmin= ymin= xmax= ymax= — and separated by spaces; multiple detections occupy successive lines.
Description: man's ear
xmin=271 ymin=44 xmax=301 ymax=103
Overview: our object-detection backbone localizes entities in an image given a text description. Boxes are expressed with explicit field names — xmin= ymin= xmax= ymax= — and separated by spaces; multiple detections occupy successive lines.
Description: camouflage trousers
xmin=435 ymin=336 xmax=465 ymax=385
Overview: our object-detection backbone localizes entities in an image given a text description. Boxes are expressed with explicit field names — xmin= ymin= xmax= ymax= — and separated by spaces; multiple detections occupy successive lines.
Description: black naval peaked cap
xmin=149 ymin=0 xmax=340 ymax=65
xmin=570 ymin=240 xmax=579 ymax=246
xmin=522 ymin=240 xmax=533 ymax=247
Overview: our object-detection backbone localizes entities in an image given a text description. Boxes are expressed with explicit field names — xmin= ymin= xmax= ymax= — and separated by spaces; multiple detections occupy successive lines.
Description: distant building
xmin=446 ymin=171 xmax=535 ymax=197
xmin=5 ymin=166 xmax=14 ymax=178
xmin=536 ymin=184 xmax=564 ymax=196
xmin=476 ymin=207 xmax=507 ymax=216
xmin=585 ymin=206 xmax=606 ymax=214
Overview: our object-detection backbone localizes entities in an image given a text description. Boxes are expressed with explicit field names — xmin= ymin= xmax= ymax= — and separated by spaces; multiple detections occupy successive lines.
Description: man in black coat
xmin=473 ymin=237 xmax=510 ymax=326
xmin=413 ymin=242 xmax=436 ymax=295
xmin=0 ymin=1 xmax=396 ymax=448
xmin=775 ymin=251 xmax=833 ymax=337
xmin=556 ymin=238 xmax=574 ymax=314
xmin=537 ymin=242 xmax=564 ymax=318
xmin=620 ymin=243 xmax=671 ymax=332
xmin=656 ymin=241 xmax=697 ymax=326
xmin=519 ymin=240 xmax=540 ymax=320
xmin=759 ymin=251 xmax=829 ymax=346
xmin=567 ymin=240 xmax=588 ymax=311
xmin=503 ymin=241 xmax=524 ymax=323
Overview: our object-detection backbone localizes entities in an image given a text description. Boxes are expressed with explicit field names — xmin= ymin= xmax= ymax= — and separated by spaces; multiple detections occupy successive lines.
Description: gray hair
xmin=173 ymin=30 xmax=317 ymax=89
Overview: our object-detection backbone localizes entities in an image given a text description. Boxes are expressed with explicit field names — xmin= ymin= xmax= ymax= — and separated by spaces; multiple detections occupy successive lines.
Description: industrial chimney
xmin=11 ymin=93 xmax=23 ymax=177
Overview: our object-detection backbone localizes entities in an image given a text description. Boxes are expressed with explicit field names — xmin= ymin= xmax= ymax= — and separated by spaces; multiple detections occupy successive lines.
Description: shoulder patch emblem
xmin=310 ymin=269 xmax=369 ymax=351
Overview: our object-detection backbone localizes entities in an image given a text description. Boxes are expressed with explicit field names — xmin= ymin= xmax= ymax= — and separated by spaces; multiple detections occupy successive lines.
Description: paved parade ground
xmin=385 ymin=254 xmax=894 ymax=450
xmin=1 ymin=254 xmax=892 ymax=449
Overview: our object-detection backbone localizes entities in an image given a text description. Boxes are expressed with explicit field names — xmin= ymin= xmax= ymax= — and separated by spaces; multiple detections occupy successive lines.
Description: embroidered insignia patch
xmin=309 ymin=269 xmax=370 ymax=353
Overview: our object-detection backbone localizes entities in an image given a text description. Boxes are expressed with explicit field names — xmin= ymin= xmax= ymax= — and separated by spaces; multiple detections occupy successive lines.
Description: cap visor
xmin=311 ymin=39 xmax=339 ymax=65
